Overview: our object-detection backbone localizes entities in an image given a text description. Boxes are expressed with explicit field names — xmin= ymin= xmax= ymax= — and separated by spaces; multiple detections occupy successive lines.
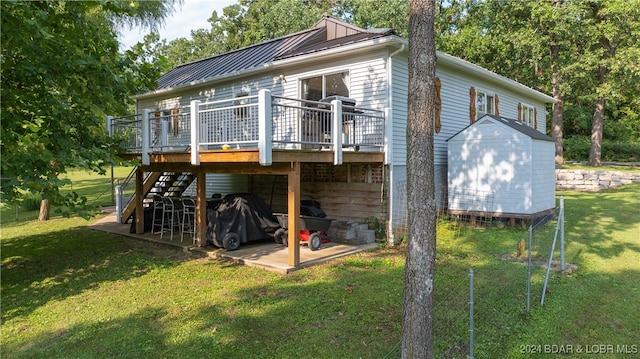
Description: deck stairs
xmin=120 ymin=170 xmax=195 ymax=223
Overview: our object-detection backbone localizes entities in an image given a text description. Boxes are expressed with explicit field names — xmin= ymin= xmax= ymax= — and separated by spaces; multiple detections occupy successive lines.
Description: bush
xmin=21 ymin=192 xmax=42 ymax=211
xmin=564 ymin=136 xmax=640 ymax=162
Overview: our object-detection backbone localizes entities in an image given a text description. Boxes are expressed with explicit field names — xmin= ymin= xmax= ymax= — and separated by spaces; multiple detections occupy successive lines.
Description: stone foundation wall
xmin=556 ymin=169 xmax=640 ymax=191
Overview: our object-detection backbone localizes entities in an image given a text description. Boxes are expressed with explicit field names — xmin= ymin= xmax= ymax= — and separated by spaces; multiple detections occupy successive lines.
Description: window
xmin=520 ymin=103 xmax=536 ymax=128
xmin=476 ymin=89 xmax=495 ymax=119
xmin=301 ymin=72 xmax=349 ymax=102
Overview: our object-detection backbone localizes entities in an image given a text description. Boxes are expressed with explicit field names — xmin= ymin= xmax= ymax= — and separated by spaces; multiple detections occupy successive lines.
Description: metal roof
xmin=155 ymin=16 xmax=393 ymax=90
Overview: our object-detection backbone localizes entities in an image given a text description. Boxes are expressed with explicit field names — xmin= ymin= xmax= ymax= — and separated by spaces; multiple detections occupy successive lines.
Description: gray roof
xmin=448 ymin=114 xmax=554 ymax=142
xmin=156 ymin=16 xmax=395 ymax=90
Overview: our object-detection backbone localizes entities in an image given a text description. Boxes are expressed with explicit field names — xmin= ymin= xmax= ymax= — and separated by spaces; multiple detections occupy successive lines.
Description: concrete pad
xmin=90 ymin=210 xmax=379 ymax=274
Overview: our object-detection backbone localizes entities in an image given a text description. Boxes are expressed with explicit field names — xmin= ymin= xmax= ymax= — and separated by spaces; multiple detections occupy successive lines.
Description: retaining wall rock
xmin=556 ymin=169 xmax=640 ymax=191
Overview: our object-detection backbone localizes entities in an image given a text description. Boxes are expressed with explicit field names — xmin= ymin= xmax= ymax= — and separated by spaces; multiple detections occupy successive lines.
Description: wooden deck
xmin=122 ymin=149 xmax=384 ymax=268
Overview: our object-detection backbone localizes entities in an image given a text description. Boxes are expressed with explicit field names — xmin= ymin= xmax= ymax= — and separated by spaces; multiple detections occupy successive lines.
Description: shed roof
xmin=447 ymin=114 xmax=554 ymax=142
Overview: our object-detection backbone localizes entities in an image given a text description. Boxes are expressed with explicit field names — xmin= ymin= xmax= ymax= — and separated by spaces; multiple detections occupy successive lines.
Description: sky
xmin=119 ymin=0 xmax=237 ymax=50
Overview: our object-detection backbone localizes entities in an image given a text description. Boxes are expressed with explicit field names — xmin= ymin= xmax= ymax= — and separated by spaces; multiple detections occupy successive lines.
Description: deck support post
xmin=258 ymin=89 xmax=272 ymax=165
xmin=287 ymin=161 xmax=301 ymax=266
xmin=195 ymin=166 xmax=207 ymax=246
xmin=135 ymin=167 xmax=144 ymax=234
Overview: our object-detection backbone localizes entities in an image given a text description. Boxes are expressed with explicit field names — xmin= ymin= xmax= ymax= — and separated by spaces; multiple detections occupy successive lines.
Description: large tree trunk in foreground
xmin=402 ymin=0 xmax=437 ymax=358
xmin=38 ymin=199 xmax=50 ymax=221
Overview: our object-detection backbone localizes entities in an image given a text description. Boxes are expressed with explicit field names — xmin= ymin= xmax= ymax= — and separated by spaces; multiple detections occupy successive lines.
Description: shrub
xmin=564 ymin=136 xmax=640 ymax=162
xmin=21 ymin=192 xmax=42 ymax=211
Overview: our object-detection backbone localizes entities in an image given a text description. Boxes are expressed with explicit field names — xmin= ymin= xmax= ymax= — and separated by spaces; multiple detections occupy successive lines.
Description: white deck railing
xmin=107 ymin=89 xmax=386 ymax=166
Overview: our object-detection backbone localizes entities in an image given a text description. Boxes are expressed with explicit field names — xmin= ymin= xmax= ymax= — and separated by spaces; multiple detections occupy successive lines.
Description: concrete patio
xmin=90 ymin=208 xmax=379 ymax=274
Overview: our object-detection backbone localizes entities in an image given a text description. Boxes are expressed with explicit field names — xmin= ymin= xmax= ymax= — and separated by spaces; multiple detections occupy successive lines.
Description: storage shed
xmin=447 ymin=114 xmax=556 ymax=219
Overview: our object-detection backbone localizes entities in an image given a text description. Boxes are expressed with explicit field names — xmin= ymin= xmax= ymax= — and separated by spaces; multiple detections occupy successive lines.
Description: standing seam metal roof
xmin=155 ymin=18 xmax=394 ymax=90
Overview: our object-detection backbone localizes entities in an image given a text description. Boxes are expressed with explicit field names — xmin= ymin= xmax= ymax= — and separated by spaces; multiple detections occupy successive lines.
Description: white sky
xmin=119 ymin=0 xmax=237 ymax=50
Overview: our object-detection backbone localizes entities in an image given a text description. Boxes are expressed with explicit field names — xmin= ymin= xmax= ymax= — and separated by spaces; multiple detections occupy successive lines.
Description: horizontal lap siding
xmin=136 ymin=74 xmax=282 ymax=111
xmin=279 ymin=51 xmax=389 ymax=109
xmin=531 ymin=139 xmax=556 ymax=212
xmin=391 ymin=55 xmax=408 ymax=165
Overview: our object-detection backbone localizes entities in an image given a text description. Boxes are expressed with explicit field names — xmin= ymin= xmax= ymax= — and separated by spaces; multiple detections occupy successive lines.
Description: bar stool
xmin=160 ymin=197 xmax=183 ymax=241
xmin=151 ymin=194 xmax=164 ymax=234
xmin=181 ymin=198 xmax=196 ymax=243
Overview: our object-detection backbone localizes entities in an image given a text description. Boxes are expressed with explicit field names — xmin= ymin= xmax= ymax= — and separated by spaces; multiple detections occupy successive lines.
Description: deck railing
xmin=107 ymin=89 xmax=386 ymax=166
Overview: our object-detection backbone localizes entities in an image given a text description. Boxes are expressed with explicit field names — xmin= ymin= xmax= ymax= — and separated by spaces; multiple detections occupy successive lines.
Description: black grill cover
xmin=206 ymin=193 xmax=281 ymax=247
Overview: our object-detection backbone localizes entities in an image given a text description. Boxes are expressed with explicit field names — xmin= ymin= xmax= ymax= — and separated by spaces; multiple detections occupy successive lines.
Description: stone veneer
xmin=556 ymin=169 xmax=640 ymax=191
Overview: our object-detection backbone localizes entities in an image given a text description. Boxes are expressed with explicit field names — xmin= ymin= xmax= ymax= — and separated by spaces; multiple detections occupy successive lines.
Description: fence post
xmin=469 ymin=268 xmax=475 ymax=359
xmin=332 ymin=99 xmax=343 ymax=165
xmin=560 ymin=196 xmax=565 ymax=274
xmin=115 ymin=185 xmax=123 ymax=224
xmin=541 ymin=208 xmax=563 ymax=306
xmin=190 ymin=100 xmax=200 ymax=165
xmin=258 ymin=89 xmax=272 ymax=166
xmin=527 ymin=224 xmax=532 ymax=314
xmin=141 ymin=109 xmax=151 ymax=165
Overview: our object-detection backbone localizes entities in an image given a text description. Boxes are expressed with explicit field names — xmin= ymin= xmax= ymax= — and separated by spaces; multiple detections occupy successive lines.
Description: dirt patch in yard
xmin=500 ymin=253 xmax=578 ymax=274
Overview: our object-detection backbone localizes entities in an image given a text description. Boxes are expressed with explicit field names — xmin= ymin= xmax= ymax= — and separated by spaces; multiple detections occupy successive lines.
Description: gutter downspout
xmin=386 ymin=43 xmax=404 ymax=246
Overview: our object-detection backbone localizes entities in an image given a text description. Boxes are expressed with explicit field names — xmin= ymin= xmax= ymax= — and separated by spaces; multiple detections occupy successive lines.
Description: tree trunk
xmin=588 ymin=96 xmax=605 ymax=166
xmin=38 ymin=198 xmax=50 ymax=221
xmin=550 ymin=44 xmax=564 ymax=165
xmin=403 ymin=1 xmax=437 ymax=358
xmin=589 ymin=66 xmax=607 ymax=167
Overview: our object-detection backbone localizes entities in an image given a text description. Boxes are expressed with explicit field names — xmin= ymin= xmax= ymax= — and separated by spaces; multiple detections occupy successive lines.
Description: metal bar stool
xmin=181 ymin=198 xmax=196 ymax=243
xmin=151 ymin=194 xmax=164 ymax=234
xmin=160 ymin=197 xmax=183 ymax=241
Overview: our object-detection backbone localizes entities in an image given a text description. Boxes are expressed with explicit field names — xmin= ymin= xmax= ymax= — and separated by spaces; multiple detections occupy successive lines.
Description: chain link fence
xmin=387 ymin=184 xmax=566 ymax=358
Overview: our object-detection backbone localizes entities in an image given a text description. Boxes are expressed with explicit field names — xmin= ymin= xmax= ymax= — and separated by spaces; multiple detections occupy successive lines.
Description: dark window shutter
xmin=435 ymin=77 xmax=442 ymax=133
xmin=470 ymin=87 xmax=476 ymax=124
xmin=517 ymin=103 xmax=522 ymax=122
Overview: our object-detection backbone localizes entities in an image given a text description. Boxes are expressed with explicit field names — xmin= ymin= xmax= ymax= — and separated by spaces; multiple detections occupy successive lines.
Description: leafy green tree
xmin=581 ymin=0 xmax=640 ymax=165
xmin=435 ymin=0 xmax=640 ymax=165
xmin=1 ymin=0 xmax=178 ymax=219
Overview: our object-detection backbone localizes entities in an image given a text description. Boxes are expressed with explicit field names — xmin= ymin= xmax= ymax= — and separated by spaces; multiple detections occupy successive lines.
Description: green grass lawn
xmin=1 ymin=177 xmax=639 ymax=358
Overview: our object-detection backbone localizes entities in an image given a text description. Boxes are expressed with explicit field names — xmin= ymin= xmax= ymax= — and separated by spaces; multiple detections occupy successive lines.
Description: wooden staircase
xmin=121 ymin=171 xmax=196 ymax=223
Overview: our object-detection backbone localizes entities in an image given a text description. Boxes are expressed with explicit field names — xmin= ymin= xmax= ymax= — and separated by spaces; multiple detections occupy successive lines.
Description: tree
xmin=402 ymin=0 xmax=437 ymax=358
xmin=583 ymin=0 xmax=640 ymax=166
xmin=1 ymin=1 xmax=178 ymax=219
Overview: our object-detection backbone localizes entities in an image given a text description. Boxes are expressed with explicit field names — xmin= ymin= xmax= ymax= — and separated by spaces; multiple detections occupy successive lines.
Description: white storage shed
xmin=447 ymin=114 xmax=556 ymax=218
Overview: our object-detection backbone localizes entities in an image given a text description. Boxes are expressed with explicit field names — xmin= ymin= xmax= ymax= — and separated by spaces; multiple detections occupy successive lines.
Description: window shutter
xmin=172 ymin=108 xmax=180 ymax=136
xmin=517 ymin=103 xmax=522 ymax=122
xmin=469 ymin=87 xmax=476 ymax=124
xmin=435 ymin=77 xmax=442 ymax=133
xmin=534 ymin=108 xmax=538 ymax=129
xmin=494 ymin=94 xmax=500 ymax=116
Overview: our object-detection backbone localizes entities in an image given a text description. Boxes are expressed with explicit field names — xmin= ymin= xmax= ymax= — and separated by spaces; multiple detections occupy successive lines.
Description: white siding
xmin=182 ymin=173 xmax=249 ymax=198
xmin=390 ymin=55 xmax=408 ymax=165
xmin=531 ymin=139 xmax=556 ymax=212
